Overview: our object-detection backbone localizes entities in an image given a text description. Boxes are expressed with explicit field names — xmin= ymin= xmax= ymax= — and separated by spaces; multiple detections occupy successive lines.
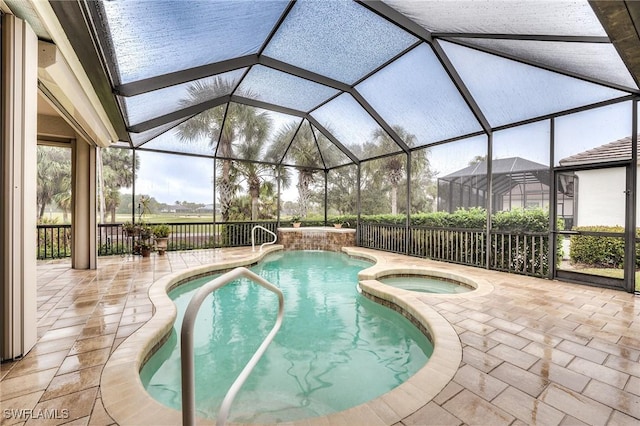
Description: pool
xmin=140 ymin=251 xmax=433 ymax=423
xmin=379 ymin=275 xmax=473 ymax=294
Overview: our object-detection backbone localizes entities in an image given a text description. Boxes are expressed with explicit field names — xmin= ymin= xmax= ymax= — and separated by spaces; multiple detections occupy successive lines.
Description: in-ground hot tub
xmin=379 ymin=274 xmax=474 ymax=294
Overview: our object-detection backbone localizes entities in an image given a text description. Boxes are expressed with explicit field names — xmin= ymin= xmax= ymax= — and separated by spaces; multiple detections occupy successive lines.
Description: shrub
xmin=492 ymin=208 xmax=549 ymax=232
xmin=448 ymin=207 xmax=487 ymax=228
xmin=569 ymin=226 xmax=636 ymax=268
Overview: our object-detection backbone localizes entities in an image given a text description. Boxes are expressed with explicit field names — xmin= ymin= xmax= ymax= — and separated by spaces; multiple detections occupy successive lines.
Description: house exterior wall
xmin=575 ymin=167 xmax=629 ymax=227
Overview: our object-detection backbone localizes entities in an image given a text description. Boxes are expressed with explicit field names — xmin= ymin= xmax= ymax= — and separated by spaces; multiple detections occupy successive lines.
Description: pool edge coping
xmin=101 ymin=246 xmax=285 ymax=426
xmin=101 ymin=246 xmax=468 ymax=425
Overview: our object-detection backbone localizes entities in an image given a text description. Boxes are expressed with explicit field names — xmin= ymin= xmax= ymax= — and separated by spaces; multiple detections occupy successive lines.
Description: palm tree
xmin=368 ymin=127 xmax=416 ymax=214
xmin=361 ymin=126 xmax=433 ymax=215
xmin=267 ymin=122 xmax=321 ymax=218
xmin=233 ymin=141 xmax=276 ymax=220
xmin=177 ymin=78 xmax=271 ymax=222
xmin=258 ymin=180 xmax=278 ymax=219
xmin=99 ymin=147 xmax=137 ymax=223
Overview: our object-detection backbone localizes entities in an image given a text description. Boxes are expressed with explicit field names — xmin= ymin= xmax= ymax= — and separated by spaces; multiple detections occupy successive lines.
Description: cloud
xmin=136 ymin=151 xmax=213 ymax=204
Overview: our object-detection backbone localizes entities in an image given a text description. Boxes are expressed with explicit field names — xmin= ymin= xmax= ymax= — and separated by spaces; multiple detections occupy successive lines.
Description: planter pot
xmin=333 ymin=224 xmax=342 ymax=228
xmin=141 ymin=247 xmax=152 ymax=257
xmin=155 ymin=237 xmax=169 ymax=255
xmin=292 ymin=222 xmax=301 ymax=228
xmin=124 ymin=229 xmax=139 ymax=238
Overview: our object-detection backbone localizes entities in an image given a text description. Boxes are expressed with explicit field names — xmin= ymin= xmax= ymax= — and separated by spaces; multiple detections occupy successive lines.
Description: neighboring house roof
xmin=559 ymin=135 xmax=636 ymax=167
xmin=442 ymin=157 xmax=548 ymax=179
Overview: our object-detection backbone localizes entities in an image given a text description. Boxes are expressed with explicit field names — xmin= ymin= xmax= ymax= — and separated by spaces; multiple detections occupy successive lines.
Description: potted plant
xmin=330 ymin=218 xmax=350 ymax=228
xmin=123 ymin=221 xmax=137 ymax=237
xmin=128 ymin=223 xmax=152 ymax=256
xmin=291 ymin=215 xmax=301 ymax=228
xmin=136 ymin=240 xmax=153 ymax=257
xmin=138 ymin=223 xmax=153 ymax=240
xmin=152 ymin=224 xmax=171 ymax=255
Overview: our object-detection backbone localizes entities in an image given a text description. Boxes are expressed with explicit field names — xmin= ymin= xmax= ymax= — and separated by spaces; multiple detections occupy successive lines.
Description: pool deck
xmin=1 ymin=246 xmax=639 ymax=425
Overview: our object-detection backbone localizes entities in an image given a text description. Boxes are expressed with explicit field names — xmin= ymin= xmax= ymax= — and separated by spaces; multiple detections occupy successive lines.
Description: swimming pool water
xmin=140 ymin=251 xmax=433 ymax=423
xmin=379 ymin=276 xmax=472 ymax=294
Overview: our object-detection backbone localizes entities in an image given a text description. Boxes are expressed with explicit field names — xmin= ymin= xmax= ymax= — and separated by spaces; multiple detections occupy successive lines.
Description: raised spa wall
xmin=277 ymin=226 xmax=356 ymax=251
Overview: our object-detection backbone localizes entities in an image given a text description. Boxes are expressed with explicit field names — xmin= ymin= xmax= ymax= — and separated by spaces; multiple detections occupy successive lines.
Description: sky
xmin=131 ymin=150 xmax=300 ymax=205
xmin=134 ymin=151 xmax=214 ymax=205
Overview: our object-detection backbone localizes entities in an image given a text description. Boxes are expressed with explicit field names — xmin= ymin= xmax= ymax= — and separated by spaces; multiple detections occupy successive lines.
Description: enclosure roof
xmin=442 ymin=157 xmax=549 ymax=179
xmin=17 ymin=1 xmax=640 ymax=169
xmin=559 ymin=135 xmax=638 ymax=167
xmin=440 ymin=157 xmax=551 ymax=197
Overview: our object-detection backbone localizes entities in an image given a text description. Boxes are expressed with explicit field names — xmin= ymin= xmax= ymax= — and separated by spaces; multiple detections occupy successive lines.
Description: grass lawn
xmin=566 ymin=267 xmax=640 ymax=292
xmin=111 ymin=213 xmax=216 ymax=223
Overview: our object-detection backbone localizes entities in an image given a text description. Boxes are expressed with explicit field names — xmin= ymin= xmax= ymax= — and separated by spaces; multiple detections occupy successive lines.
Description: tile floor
xmin=0 ymin=247 xmax=638 ymax=425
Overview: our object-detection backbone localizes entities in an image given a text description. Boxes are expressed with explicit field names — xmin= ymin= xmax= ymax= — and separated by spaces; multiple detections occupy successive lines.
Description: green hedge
xmin=353 ymin=207 xmax=550 ymax=231
xmin=492 ymin=208 xmax=550 ymax=232
xmin=570 ymin=226 xmax=638 ymax=268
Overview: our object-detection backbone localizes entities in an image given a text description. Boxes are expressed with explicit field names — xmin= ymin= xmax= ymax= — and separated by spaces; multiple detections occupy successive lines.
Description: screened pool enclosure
xmin=29 ymin=0 xmax=640 ymax=292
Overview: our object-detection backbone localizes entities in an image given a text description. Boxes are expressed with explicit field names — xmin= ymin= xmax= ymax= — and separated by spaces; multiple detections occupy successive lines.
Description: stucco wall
xmin=575 ymin=167 xmax=629 ymax=227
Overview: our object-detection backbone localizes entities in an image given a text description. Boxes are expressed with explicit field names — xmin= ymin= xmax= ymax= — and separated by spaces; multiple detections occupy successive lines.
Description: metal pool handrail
xmin=180 ymin=267 xmax=285 ymax=426
xmin=251 ymin=225 xmax=277 ymax=251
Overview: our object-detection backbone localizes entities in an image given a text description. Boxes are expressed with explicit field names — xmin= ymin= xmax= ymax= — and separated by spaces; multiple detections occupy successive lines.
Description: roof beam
xmin=306 ymin=116 xmax=360 ymax=165
xmin=358 ymin=1 xmax=492 ymax=135
xmin=115 ymin=55 xmax=258 ymax=97
xmin=491 ymin=95 xmax=635 ymax=132
xmin=431 ymin=40 xmax=493 ymax=134
xmin=258 ymin=56 xmax=352 ymax=92
xmin=276 ymin=119 xmax=305 ymax=165
xmin=128 ymin=95 xmax=230 ymax=133
xmin=351 ymin=89 xmax=411 ymax=153
xmin=356 ymin=0 xmax=432 ymax=42
xmin=231 ymin=95 xmax=307 ymax=118
xmin=353 ymin=41 xmax=422 ymax=87
xmin=432 ymin=33 xmax=611 ymax=43
xmin=446 ymin=38 xmax=638 ymax=94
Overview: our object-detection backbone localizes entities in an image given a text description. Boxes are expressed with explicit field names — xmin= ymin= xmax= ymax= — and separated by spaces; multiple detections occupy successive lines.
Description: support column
xmin=72 ymin=139 xmax=97 ymax=269
xmin=1 ymin=15 xmax=38 ymax=360
xmin=485 ymin=133 xmax=493 ymax=270
xmin=624 ymin=101 xmax=637 ymax=293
